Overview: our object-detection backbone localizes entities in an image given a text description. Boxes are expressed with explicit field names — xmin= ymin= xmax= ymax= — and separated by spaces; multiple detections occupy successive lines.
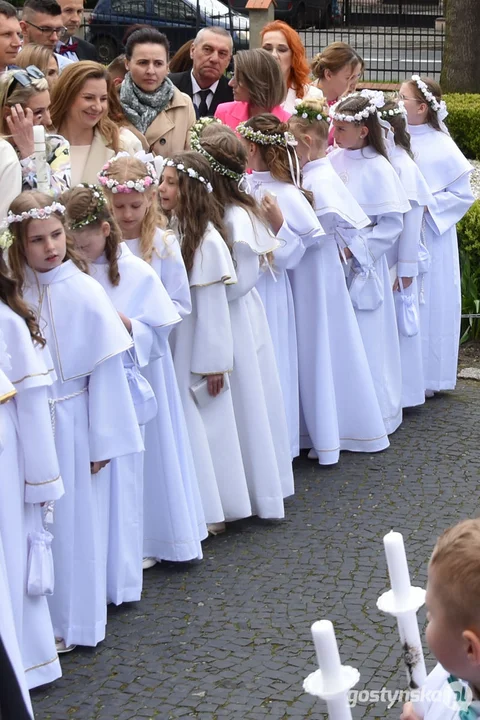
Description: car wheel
xmin=94 ymin=35 xmax=118 ymax=64
xmin=294 ymin=2 xmax=306 ymax=29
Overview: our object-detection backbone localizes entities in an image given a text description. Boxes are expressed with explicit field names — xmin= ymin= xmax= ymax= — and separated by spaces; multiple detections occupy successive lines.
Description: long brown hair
xmin=381 ymin=97 xmax=413 ymax=158
xmin=333 ymin=94 xmax=390 ymax=161
xmin=234 ymin=49 xmax=286 ymax=110
xmin=50 ymin=61 xmax=120 ymax=152
xmin=101 ymin=155 xmax=166 ymax=264
xmin=167 ymin=151 xmax=228 ymax=274
xmin=0 ymin=250 xmax=45 ymax=346
xmin=405 ymin=77 xmax=443 ymax=131
xmin=62 ymin=185 xmax=121 ymax=287
xmin=244 ymin=113 xmax=314 ymax=205
xmin=8 ymin=191 xmax=89 ymax=288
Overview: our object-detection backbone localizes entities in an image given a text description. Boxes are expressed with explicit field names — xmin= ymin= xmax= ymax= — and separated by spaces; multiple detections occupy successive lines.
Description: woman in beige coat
xmin=50 ymin=61 xmax=142 ymax=185
xmin=120 ymin=27 xmax=195 ymax=158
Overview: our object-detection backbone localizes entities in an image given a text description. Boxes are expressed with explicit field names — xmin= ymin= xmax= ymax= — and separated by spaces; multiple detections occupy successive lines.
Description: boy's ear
xmin=463 ymin=629 xmax=480 ymax=666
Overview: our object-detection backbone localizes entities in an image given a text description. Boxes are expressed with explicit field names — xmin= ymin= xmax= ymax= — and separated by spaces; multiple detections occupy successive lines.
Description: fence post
xmin=246 ymin=0 xmax=275 ymax=49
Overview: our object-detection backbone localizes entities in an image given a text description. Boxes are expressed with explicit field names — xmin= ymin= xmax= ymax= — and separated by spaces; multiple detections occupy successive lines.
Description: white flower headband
xmin=68 ymin=184 xmax=108 ymax=231
xmin=330 ymin=89 xmax=385 ymax=123
xmin=411 ymin=75 xmax=448 ymax=121
xmin=0 ymin=202 xmax=65 ymax=251
xmin=160 ymin=158 xmax=213 ymax=193
xmin=292 ymin=98 xmax=329 ymax=123
xmin=378 ymin=100 xmax=407 ymax=119
xmin=97 ymin=151 xmax=159 ymax=194
xmin=189 ymin=117 xmax=248 ymax=188
xmin=236 ymin=122 xmax=298 ymax=148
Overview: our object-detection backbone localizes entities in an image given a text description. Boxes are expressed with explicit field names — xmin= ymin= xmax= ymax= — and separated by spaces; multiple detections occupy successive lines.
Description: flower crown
xmin=378 ymin=100 xmax=407 ymax=120
xmin=161 ymin=158 xmax=213 ymax=193
xmin=189 ymin=118 xmax=246 ymax=184
xmin=237 ymin=122 xmax=297 ymax=148
xmin=330 ymin=89 xmax=385 ymax=123
xmin=97 ymin=151 xmax=158 ymax=194
xmin=292 ymin=99 xmax=329 ymax=123
xmin=411 ymin=75 xmax=448 ymax=121
xmin=68 ymin=184 xmax=108 ymax=231
xmin=0 ymin=202 xmax=65 ymax=251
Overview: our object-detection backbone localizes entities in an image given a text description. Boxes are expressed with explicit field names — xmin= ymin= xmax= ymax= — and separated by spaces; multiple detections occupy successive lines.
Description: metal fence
xmin=301 ymin=0 xmax=445 ymax=83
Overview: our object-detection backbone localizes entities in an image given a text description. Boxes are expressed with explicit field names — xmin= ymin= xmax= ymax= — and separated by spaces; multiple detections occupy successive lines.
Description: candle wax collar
xmin=377 ymin=586 xmax=426 ymax=616
xmin=303 ymin=665 xmax=360 ymax=699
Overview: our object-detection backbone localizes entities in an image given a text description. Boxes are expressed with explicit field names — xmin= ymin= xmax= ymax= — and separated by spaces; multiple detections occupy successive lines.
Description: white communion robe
xmin=408 ymin=123 xmax=474 ymax=392
xmin=224 ymin=205 xmax=294 ymax=516
xmin=0 ymin=303 xmax=63 ymax=690
xmin=249 ymin=171 xmax=325 ymax=459
xmin=329 ymin=146 xmax=410 ymax=434
xmin=171 ymin=222 xmax=252 ymax=525
xmin=0 ymin=362 xmax=33 ymax=714
xmin=23 ymin=261 xmax=144 ymax=648
xmin=413 ymin=663 xmax=480 ymax=719
xmin=126 ymin=229 xmax=207 ymax=561
xmin=387 ymin=143 xmax=434 ymax=408
xmin=291 ymin=157 xmax=389 ymax=464
xmin=90 ymin=244 xmax=181 ymax=604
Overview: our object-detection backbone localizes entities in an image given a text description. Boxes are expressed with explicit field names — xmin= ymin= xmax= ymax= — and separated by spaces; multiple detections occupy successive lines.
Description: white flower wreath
xmin=411 ymin=75 xmax=448 ymax=121
xmin=330 ymin=89 xmax=386 ymax=123
xmin=378 ymin=100 xmax=408 ymax=120
xmin=163 ymin=159 xmax=213 ymax=193
xmin=236 ymin=122 xmax=297 ymax=148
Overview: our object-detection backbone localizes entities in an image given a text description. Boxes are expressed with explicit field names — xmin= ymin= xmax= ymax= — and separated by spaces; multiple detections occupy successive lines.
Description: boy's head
xmin=426 ymin=518 xmax=480 ymax=685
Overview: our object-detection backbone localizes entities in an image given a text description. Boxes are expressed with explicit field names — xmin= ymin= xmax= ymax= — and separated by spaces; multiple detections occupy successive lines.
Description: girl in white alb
xmin=237 ymin=113 xmax=325 ymax=460
xmin=192 ymin=120 xmax=294 ymax=517
xmin=378 ymin=96 xmax=434 ymax=408
xmin=101 ymin=153 xmax=207 ymax=563
xmin=8 ymin=191 xmax=143 ymax=653
xmin=399 ymin=76 xmax=474 ymax=395
xmin=0 ymin=248 xmax=62 ymax=690
xmin=160 ymin=151 xmax=252 ymax=533
xmin=329 ymin=91 xmax=410 ymax=434
xmin=287 ymin=98 xmax=389 ymax=463
xmin=63 ymin=182 xmax=181 ymax=605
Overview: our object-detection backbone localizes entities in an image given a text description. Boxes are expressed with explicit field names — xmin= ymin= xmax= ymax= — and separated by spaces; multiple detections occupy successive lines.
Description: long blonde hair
xmin=0 ymin=70 xmax=48 ymax=136
xmin=101 ymin=155 xmax=167 ymax=263
xmin=50 ymin=61 xmax=120 ymax=152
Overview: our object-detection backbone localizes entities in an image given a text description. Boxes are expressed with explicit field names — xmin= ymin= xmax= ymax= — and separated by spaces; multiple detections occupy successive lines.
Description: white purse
xmin=125 ymin=350 xmax=158 ymax=426
xmin=395 ymin=278 xmax=420 ymax=337
xmin=27 ymin=528 xmax=54 ymax=596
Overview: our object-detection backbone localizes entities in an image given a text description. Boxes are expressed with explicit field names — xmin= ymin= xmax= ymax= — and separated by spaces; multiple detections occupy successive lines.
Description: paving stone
xmin=32 ymin=381 xmax=480 ymax=719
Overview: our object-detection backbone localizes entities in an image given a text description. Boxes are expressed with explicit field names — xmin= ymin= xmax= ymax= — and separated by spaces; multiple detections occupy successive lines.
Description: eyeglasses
xmin=24 ymin=19 xmax=68 ymax=37
xmin=6 ymin=65 xmax=45 ymax=98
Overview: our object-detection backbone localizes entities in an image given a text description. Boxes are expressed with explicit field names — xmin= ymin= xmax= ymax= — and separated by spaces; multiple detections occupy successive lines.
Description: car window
xmin=152 ymin=0 xmax=195 ymax=19
xmin=111 ymin=0 xmax=146 ymax=12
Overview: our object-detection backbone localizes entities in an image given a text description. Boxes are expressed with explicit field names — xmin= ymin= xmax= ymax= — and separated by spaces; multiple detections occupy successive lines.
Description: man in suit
xmin=20 ymin=0 xmax=72 ymax=70
xmin=169 ymin=26 xmax=233 ymax=118
xmin=56 ymin=0 xmax=97 ymax=61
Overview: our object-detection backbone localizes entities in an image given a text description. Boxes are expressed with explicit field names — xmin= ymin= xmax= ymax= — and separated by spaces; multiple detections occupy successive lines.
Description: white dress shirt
xmin=190 ymin=71 xmax=219 ymax=110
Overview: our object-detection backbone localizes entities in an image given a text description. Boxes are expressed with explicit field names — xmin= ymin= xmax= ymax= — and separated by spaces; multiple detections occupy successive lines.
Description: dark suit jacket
xmin=73 ymin=36 xmax=98 ymax=62
xmin=168 ymin=70 xmax=233 ymax=117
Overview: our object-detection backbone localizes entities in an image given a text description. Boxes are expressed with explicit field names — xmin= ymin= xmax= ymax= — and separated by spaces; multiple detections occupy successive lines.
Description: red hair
xmin=260 ymin=21 xmax=310 ymax=98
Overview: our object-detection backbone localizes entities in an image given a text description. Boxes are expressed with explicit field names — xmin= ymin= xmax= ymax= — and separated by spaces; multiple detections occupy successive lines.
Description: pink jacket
xmin=214 ymin=101 xmax=291 ymax=132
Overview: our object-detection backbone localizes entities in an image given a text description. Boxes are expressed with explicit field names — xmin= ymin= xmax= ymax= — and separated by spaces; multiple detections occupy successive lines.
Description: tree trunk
xmin=441 ymin=0 xmax=480 ymax=92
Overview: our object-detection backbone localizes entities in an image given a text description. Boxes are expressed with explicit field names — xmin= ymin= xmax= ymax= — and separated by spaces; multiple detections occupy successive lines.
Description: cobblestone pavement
xmin=33 ymin=380 xmax=480 ymax=720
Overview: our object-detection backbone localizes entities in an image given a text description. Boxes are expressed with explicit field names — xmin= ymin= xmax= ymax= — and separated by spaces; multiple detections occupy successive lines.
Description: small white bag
xmin=27 ymin=529 xmax=54 ymax=596
xmin=349 ymin=261 xmax=383 ymax=311
xmin=395 ymin=278 xmax=420 ymax=337
xmin=125 ymin=350 xmax=158 ymax=426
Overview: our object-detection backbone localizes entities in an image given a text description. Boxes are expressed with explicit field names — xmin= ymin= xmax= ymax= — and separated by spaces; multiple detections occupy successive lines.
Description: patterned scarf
xmin=120 ymin=72 xmax=175 ymax=135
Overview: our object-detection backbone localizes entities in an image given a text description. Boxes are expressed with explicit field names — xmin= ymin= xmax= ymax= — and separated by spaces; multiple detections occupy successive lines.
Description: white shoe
xmin=207 ymin=522 xmax=226 ymax=536
xmin=142 ymin=557 xmax=157 ymax=570
xmin=308 ymin=448 xmax=318 ymax=460
xmin=425 ymin=389 xmax=435 ymax=398
xmin=55 ymin=638 xmax=76 ymax=653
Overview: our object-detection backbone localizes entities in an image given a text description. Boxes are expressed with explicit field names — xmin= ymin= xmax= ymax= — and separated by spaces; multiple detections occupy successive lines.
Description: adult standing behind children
xmin=0 ymin=1 xmax=21 ymax=73
xmin=56 ymin=0 xmax=98 ymax=61
xmin=120 ymin=27 xmax=195 ymax=157
xmin=20 ymin=0 xmax=72 ymax=71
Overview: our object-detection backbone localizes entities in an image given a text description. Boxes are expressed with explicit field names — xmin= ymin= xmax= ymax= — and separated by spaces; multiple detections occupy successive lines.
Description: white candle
xmin=311 ymin=620 xmax=343 ymax=687
xmin=33 ymin=125 xmax=49 ymax=193
xmin=33 ymin=125 xmax=45 ymax=144
xmin=383 ymin=531 xmax=411 ymax=604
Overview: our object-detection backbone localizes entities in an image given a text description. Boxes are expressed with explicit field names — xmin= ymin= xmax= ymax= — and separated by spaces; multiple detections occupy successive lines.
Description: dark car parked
xmin=226 ymin=0 xmax=332 ymax=28
xmin=86 ymin=0 xmax=250 ymax=63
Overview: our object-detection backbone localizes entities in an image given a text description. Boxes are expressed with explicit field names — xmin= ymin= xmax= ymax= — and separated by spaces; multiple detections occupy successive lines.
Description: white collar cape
xmin=188 ymin=221 xmax=238 ymax=289
xmin=408 ymin=123 xmax=473 ymax=194
xmin=303 ymin=157 xmax=370 ymax=229
xmin=328 ymin=146 xmax=411 ymax=216
xmin=388 ymin=144 xmax=433 ymax=207
xmin=0 ymin=300 xmax=55 ymax=390
xmin=223 ymin=205 xmax=280 ymax=255
xmin=91 ymin=243 xmax=181 ymax=329
xmin=249 ymin=171 xmax=325 ymax=240
xmin=24 ymin=260 xmax=133 ymax=382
